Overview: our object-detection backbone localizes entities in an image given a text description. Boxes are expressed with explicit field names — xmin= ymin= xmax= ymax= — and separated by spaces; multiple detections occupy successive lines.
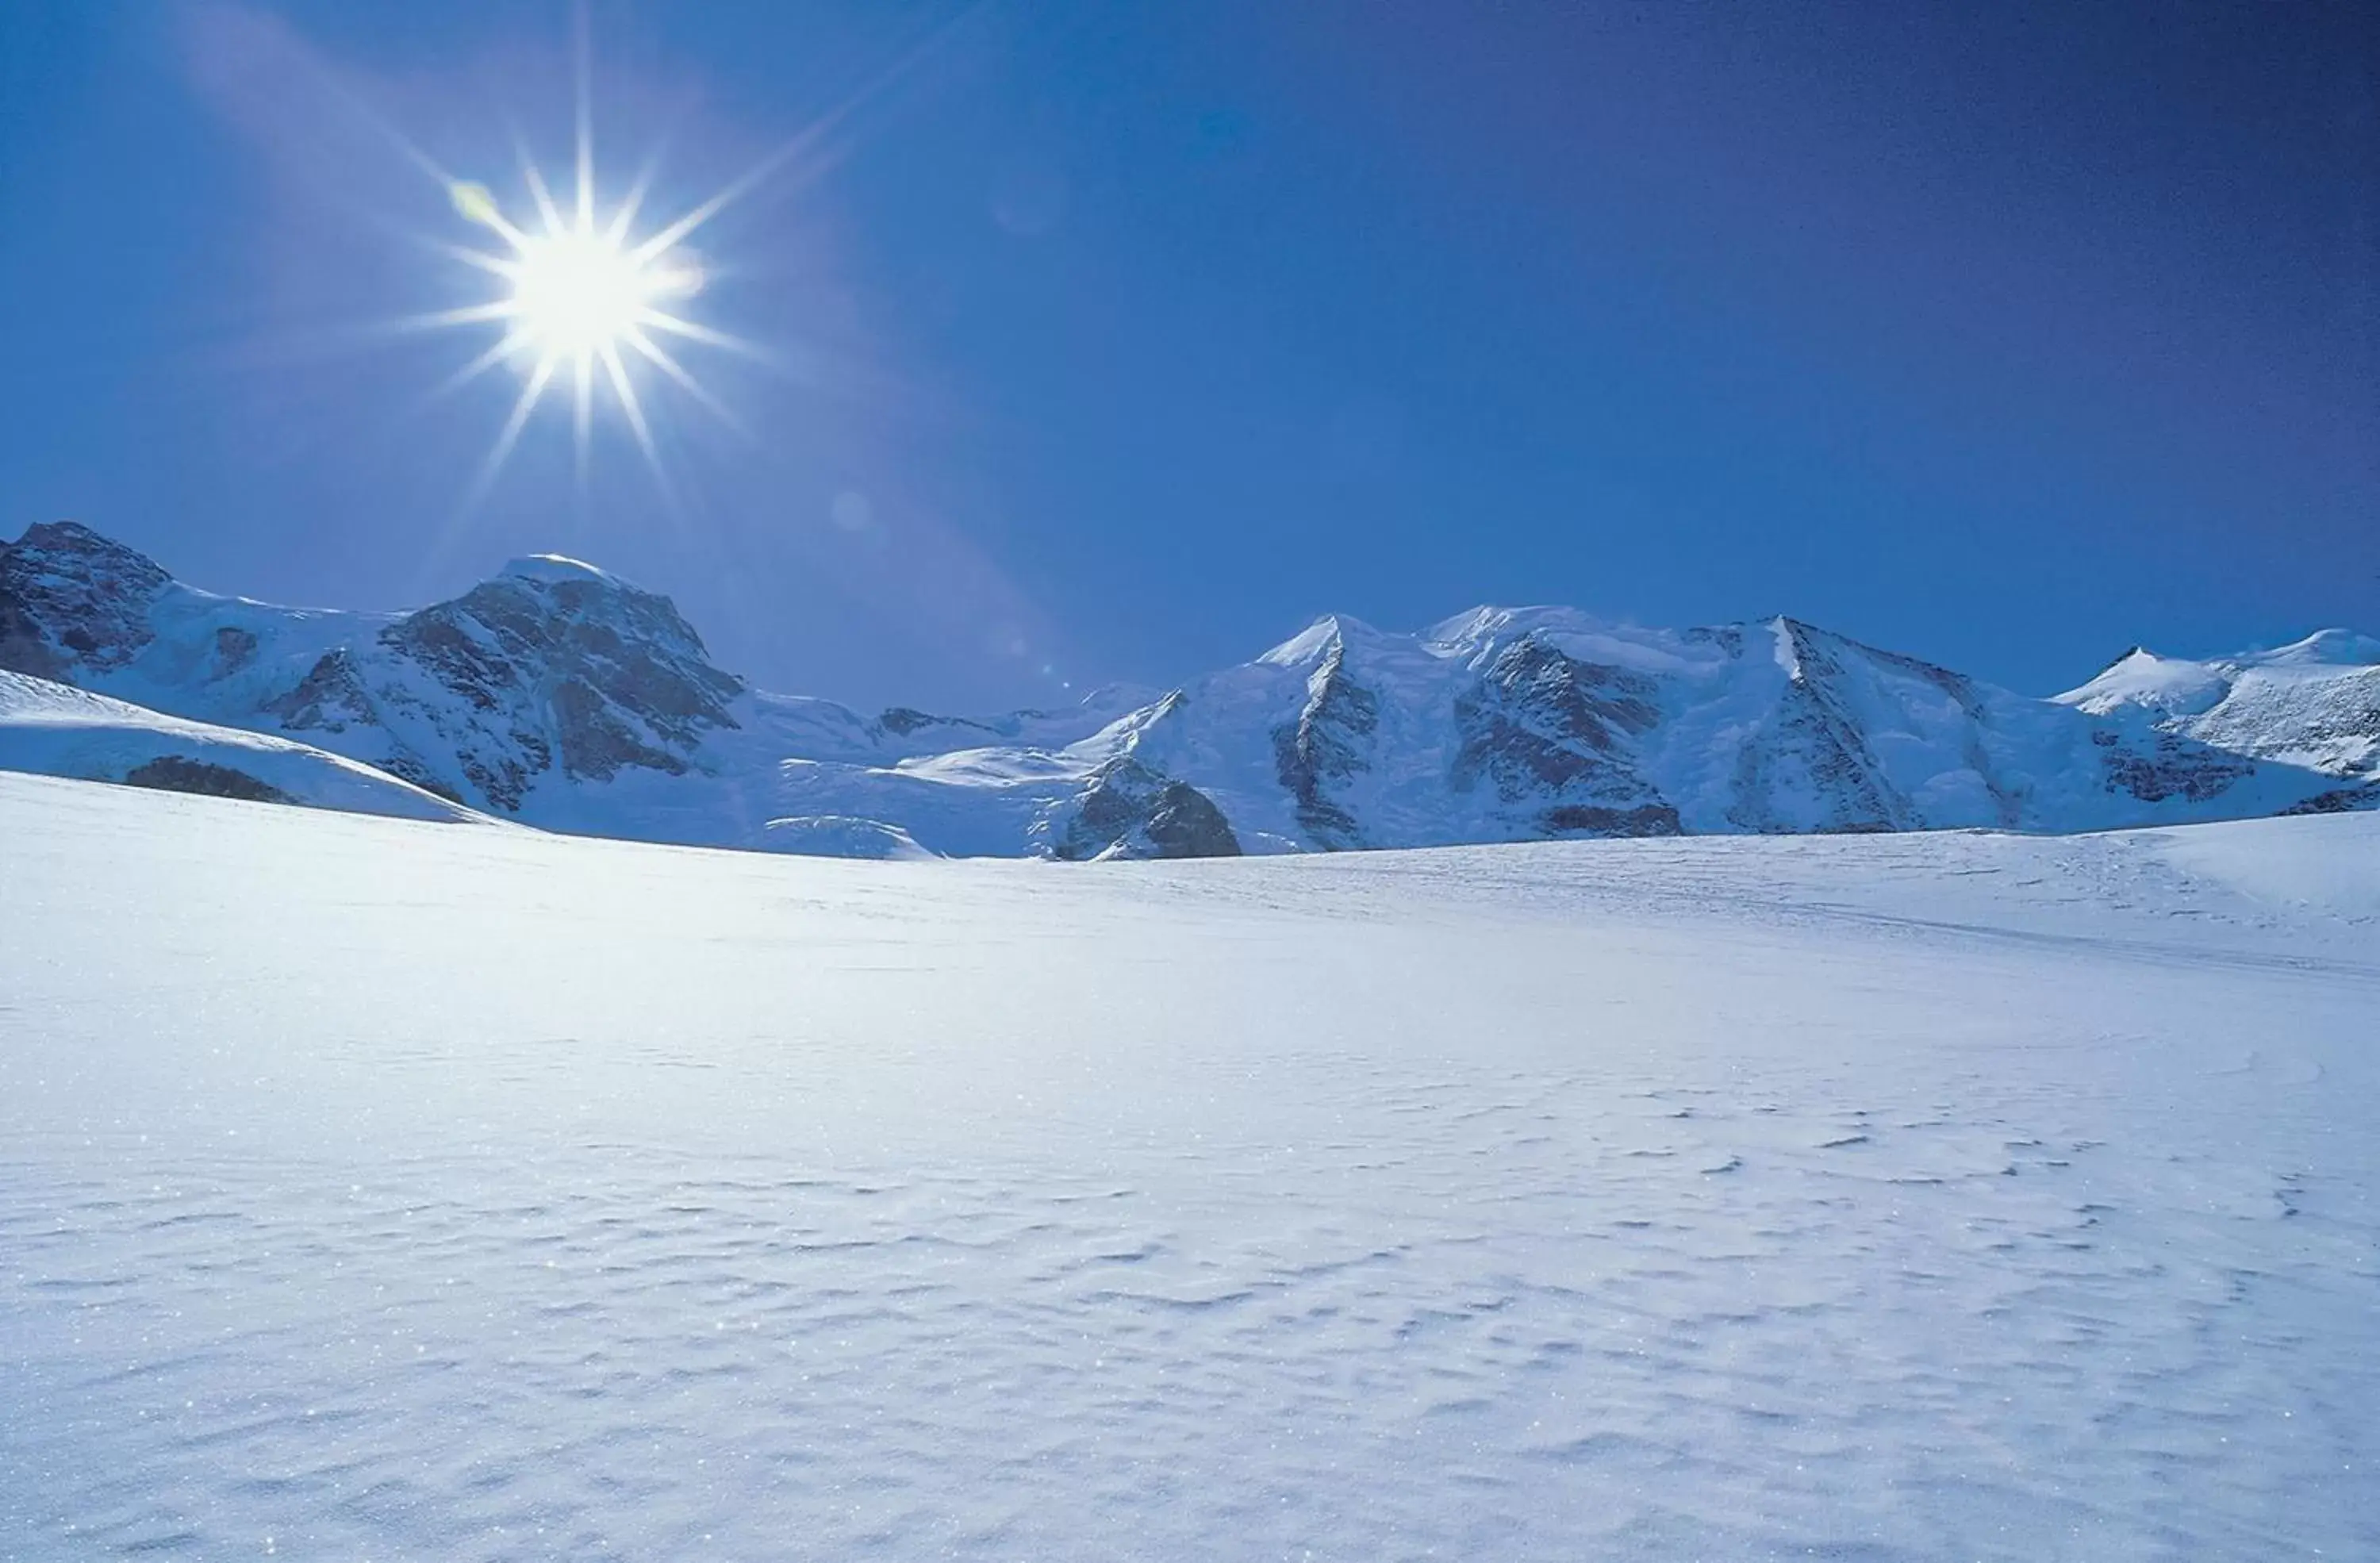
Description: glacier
xmin=2 ymin=770 xmax=2375 ymax=1558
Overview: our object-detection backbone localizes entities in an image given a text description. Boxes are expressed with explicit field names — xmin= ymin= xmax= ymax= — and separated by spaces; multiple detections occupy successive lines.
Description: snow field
xmin=2 ymin=773 xmax=2375 ymax=1559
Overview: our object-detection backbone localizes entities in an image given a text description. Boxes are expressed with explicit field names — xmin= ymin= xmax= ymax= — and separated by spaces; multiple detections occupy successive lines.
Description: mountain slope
xmin=2059 ymin=631 xmax=2380 ymax=788
xmin=1043 ymin=607 xmax=2351 ymax=848
xmin=0 ymin=522 xmax=1200 ymax=857
xmin=3 ymin=520 xmax=2367 ymax=855
xmin=0 ymin=669 xmax=486 ymax=823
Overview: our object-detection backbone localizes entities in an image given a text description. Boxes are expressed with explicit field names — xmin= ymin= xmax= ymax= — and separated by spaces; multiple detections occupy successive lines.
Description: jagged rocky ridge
xmin=2 ymin=520 xmax=2371 ymax=856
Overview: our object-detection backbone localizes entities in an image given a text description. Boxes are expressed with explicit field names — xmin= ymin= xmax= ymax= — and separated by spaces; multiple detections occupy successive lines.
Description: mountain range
xmin=3 ymin=520 xmax=2373 ymax=856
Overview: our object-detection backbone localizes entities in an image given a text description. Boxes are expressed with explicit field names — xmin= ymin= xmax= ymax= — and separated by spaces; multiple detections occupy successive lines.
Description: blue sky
xmin=2 ymin=1 xmax=2373 ymax=710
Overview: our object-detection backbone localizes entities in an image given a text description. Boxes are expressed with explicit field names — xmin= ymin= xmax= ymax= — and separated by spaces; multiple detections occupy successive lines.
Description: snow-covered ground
xmin=2 ymin=770 xmax=2374 ymax=1561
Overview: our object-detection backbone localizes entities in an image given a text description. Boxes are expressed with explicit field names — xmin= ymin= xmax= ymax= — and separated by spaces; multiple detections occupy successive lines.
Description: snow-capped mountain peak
xmin=2058 ymin=631 xmax=2380 ymax=782
xmin=0 ymin=520 xmax=175 ymax=678
xmin=5 ymin=521 xmax=2373 ymax=855
xmin=2059 ymin=646 xmax=2232 ymax=718
xmin=1254 ymin=611 xmax=1411 ymax=670
xmin=3 ymin=524 xmax=752 ymax=815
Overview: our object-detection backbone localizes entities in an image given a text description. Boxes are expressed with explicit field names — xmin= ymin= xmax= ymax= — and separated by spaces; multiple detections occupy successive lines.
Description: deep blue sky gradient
xmin=2 ymin=1 xmax=2374 ymax=709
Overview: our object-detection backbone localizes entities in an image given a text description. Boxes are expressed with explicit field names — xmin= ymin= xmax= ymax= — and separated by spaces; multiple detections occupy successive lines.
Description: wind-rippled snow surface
xmin=3 ymin=774 xmax=2375 ymax=1560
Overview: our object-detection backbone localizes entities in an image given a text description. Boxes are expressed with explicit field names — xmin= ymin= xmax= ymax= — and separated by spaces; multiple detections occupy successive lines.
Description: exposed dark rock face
xmin=549 ymin=678 xmax=684 ymax=781
xmin=121 ymin=755 xmax=297 ymax=805
xmin=879 ymin=706 xmax=1001 ymax=740
xmin=268 ymin=567 xmax=749 ymax=812
xmin=2279 ymin=785 xmax=2380 ymax=815
xmin=2094 ymin=728 xmax=2256 ymax=804
xmin=1054 ymin=758 xmax=1241 ymax=860
xmin=0 ymin=589 xmax=63 ymax=678
xmin=1729 ymin=622 xmax=1910 ymax=833
xmin=1272 ymin=641 xmax=1378 ymax=849
xmin=1450 ymin=633 xmax=1679 ymax=838
xmin=0 ymin=521 xmax=171 ymax=677
xmin=1729 ymin=684 xmax=1899 ymax=831
xmin=211 ymin=625 xmax=258 ymax=678
xmin=1683 ymin=624 xmax=1748 ymax=659
xmin=451 ymin=732 xmax=546 ymax=813
xmin=373 ymin=755 xmax=466 ymax=805
xmin=1541 ymin=803 xmax=1682 ymax=835
xmin=267 ymin=648 xmax=378 ymax=733
xmin=382 ymin=572 xmax=743 ymax=786
xmin=1138 ymin=781 xmax=1241 ymax=858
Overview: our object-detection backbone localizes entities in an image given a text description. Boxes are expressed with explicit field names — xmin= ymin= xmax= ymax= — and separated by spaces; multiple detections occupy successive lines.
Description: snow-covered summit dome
xmin=499 ymin=554 xmax=618 ymax=588
xmin=2248 ymin=628 xmax=2380 ymax=669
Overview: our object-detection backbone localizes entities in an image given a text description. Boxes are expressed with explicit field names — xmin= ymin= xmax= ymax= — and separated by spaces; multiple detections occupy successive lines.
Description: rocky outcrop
xmin=369 ymin=561 xmax=744 ymax=807
xmin=1050 ymin=758 xmax=1241 ymax=861
xmin=121 ymin=755 xmax=298 ymax=805
xmin=267 ymin=647 xmax=378 ymax=733
xmin=1450 ymin=634 xmax=1679 ymax=838
xmin=2091 ymin=726 xmax=2257 ymax=804
xmin=1726 ymin=623 xmax=1913 ymax=832
xmin=1271 ymin=639 xmax=1379 ymax=849
xmin=0 ymin=522 xmax=170 ymax=678
xmin=878 ymin=706 xmax=1000 ymax=741
xmin=2279 ymin=784 xmax=2380 ymax=816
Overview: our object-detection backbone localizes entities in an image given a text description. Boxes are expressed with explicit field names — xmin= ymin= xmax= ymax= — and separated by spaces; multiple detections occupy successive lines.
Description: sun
xmin=509 ymin=225 xmax=679 ymax=360
xmin=395 ymin=6 xmax=961 ymax=509
xmin=408 ymin=86 xmax=764 ymax=518
xmin=430 ymin=163 xmax=741 ymax=498
xmin=447 ymin=175 xmax=711 ymax=366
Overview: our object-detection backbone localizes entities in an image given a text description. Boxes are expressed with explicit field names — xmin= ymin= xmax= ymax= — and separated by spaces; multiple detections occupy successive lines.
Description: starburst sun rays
xmin=366 ymin=7 xmax=974 ymax=517
xmin=423 ymin=129 xmax=760 ymax=504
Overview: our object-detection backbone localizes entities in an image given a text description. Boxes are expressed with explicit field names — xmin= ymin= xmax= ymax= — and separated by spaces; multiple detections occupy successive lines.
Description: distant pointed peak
xmin=1421 ymin=605 xmax=1512 ymax=647
xmin=1766 ymin=613 xmax=1838 ymax=649
xmin=1256 ymin=612 xmax=1388 ymax=668
xmin=2056 ymin=643 xmax=2226 ymax=712
xmin=1422 ymin=604 xmax=1616 ymax=653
